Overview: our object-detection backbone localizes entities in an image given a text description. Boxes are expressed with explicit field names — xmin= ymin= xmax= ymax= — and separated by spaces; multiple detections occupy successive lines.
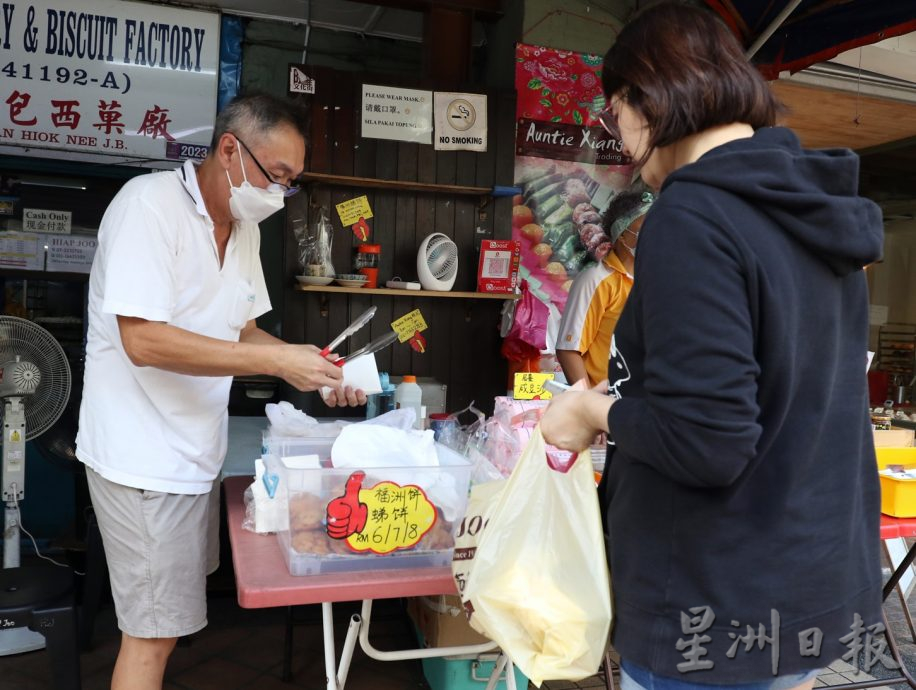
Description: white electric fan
xmin=0 ymin=315 xmax=72 ymax=655
xmin=417 ymin=232 xmax=458 ymax=291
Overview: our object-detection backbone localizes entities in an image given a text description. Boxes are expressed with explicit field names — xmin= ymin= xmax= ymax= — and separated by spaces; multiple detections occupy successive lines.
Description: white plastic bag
xmin=455 ymin=428 xmax=612 ymax=687
xmin=265 ymin=401 xmax=319 ymax=436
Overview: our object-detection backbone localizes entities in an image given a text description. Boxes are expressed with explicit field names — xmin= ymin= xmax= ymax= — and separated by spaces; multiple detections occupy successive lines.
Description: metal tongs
xmin=339 ymin=330 xmax=399 ymax=366
xmin=319 ymin=307 xmax=377 ymax=359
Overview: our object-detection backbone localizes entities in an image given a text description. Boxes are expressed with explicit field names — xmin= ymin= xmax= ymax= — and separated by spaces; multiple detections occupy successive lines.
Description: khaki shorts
xmin=86 ymin=467 xmax=220 ymax=639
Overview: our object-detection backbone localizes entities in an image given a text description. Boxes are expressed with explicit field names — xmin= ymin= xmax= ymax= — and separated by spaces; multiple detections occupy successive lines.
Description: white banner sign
xmin=0 ymin=0 xmax=219 ymax=163
xmin=23 ymin=207 xmax=70 ymax=234
xmin=434 ymin=92 xmax=487 ymax=152
xmin=46 ymin=234 xmax=97 ymax=273
xmin=361 ymin=84 xmax=432 ymax=144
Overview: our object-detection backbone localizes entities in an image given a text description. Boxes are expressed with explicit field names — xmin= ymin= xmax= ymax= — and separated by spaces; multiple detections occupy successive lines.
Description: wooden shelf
xmin=295 ymin=284 xmax=518 ymax=300
xmin=299 ymin=172 xmax=491 ymax=196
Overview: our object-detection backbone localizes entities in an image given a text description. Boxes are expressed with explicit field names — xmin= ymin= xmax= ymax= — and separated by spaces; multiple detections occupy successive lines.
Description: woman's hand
xmin=541 ymin=380 xmax=614 ymax=452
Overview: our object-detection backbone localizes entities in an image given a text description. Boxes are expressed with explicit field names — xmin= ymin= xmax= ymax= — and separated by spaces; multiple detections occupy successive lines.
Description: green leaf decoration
xmin=573 ymin=111 xmax=583 ymax=125
xmin=550 ymin=115 xmax=562 ymax=122
xmin=528 ymin=78 xmax=542 ymax=89
xmin=540 ymin=98 xmax=552 ymax=108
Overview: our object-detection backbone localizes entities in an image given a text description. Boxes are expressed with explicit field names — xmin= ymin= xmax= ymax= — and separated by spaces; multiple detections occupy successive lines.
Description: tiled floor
xmin=3 ymin=557 xmax=916 ymax=690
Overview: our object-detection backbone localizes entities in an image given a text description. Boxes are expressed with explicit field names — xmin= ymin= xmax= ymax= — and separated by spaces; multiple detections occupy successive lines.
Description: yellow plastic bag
xmin=454 ymin=428 xmax=612 ymax=687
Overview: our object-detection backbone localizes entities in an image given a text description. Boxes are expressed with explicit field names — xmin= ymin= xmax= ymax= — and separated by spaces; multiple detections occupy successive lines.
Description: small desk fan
xmin=0 ymin=316 xmax=71 ymax=655
xmin=417 ymin=232 xmax=458 ymax=291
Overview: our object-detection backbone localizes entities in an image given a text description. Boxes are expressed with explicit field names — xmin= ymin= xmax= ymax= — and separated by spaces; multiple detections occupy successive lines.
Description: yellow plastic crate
xmin=876 ymin=447 xmax=916 ymax=470
xmin=876 ymin=449 xmax=916 ymax=517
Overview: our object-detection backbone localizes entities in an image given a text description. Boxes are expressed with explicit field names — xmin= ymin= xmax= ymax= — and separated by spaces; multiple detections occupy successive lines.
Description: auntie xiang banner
xmin=513 ymin=43 xmax=635 ymax=315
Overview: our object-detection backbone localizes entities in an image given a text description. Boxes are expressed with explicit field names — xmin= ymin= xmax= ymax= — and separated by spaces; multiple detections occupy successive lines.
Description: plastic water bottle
xmin=366 ymin=372 xmax=397 ymax=419
xmin=394 ymin=375 xmax=423 ymax=429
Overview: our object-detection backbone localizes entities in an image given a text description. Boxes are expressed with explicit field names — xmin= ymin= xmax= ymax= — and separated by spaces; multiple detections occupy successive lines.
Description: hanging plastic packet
xmin=437 ymin=401 xmax=487 ymax=457
xmin=297 ymin=206 xmax=336 ymax=277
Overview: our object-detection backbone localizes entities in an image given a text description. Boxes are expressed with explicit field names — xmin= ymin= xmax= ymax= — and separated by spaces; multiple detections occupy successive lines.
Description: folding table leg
xmin=879 ymin=608 xmax=916 ymax=690
xmin=483 ymin=653 xmax=508 ymax=690
xmin=282 ymin=606 xmax=294 ymax=682
xmin=505 ymin=657 xmax=517 ymax=690
xmin=322 ymin=603 xmax=339 ymax=690
xmin=337 ymin=615 xmax=361 ymax=689
xmin=603 ymin=648 xmax=617 ymax=690
xmin=885 ymin=542 xmax=916 ymax=643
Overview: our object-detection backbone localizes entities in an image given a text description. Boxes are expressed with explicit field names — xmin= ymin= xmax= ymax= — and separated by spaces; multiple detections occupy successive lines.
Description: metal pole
xmin=3 ymin=503 xmax=19 ymax=568
xmin=322 ymin=602 xmax=339 ymax=690
xmin=337 ymin=614 xmax=361 ymax=690
xmin=745 ymin=0 xmax=805 ymax=60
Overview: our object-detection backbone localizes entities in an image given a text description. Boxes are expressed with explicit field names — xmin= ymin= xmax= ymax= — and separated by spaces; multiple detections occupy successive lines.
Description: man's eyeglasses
xmin=234 ymin=135 xmax=301 ymax=197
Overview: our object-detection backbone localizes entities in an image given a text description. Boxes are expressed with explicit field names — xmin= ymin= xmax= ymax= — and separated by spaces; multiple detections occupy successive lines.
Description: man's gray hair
xmin=211 ymin=93 xmax=307 ymax=149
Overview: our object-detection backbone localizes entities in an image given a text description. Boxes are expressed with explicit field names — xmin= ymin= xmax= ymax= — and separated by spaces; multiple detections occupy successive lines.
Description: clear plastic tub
xmin=267 ymin=441 xmax=473 ymax=575
xmin=261 ymin=425 xmax=343 ymax=462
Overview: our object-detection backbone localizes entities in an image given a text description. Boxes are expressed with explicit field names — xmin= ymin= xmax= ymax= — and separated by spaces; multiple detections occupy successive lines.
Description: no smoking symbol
xmin=447 ymin=99 xmax=476 ymax=131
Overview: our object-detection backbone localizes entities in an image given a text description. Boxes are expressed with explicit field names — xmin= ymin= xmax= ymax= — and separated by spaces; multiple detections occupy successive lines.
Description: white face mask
xmin=226 ymin=137 xmax=286 ymax=223
xmin=621 ymin=228 xmax=639 ymax=258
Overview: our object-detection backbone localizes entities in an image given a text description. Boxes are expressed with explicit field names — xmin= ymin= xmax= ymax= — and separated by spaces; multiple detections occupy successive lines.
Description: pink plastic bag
xmin=501 ymin=282 xmax=549 ymax=360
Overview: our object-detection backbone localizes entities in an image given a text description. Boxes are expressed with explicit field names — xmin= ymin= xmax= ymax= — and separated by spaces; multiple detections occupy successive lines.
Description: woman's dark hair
xmin=602 ymin=2 xmax=782 ymax=157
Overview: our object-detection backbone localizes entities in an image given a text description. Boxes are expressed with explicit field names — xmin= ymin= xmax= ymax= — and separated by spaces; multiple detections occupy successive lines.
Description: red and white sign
xmin=477 ymin=240 xmax=520 ymax=294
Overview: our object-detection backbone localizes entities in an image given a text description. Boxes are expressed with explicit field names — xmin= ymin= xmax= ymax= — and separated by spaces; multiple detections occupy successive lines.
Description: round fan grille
xmin=426 ymin=235 xmax=459 ymax=278
xmin=12 ymin=361 xmax=41 ymax=394
xmin=417 ymin=233 xmax=459 ymax=291
xmin=0 ymin=316 xmax=72 ymax=439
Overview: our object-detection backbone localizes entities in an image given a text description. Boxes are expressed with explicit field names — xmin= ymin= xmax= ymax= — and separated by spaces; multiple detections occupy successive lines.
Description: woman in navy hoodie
xmin=541 ymin=3 xmax=885 ymax=689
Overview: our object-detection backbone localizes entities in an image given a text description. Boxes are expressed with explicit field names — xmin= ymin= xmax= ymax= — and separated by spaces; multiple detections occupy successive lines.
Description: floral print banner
xmin=515 ymin=43 xmax=606 ymax=127
xmin=512 ymin=43 xmax=634 ymax=328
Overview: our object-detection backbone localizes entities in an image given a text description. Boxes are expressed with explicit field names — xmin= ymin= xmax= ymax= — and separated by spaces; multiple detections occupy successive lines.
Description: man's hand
xmin=541 ymin=380 xmax=614 ymax=453
xmin=274 ymin=344 xmax=344 ymax=392
xmin=324 ymin=386 xmax=368 ymax=408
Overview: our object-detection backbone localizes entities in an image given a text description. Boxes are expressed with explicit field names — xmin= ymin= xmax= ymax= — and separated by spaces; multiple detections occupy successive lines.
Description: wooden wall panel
xmin=282 ymin=67 xmax=514 ymax=416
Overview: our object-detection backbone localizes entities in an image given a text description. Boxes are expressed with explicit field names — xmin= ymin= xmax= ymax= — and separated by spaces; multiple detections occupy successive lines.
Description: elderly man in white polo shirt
xmin=76 ymin=94 xmax=363 ymax=690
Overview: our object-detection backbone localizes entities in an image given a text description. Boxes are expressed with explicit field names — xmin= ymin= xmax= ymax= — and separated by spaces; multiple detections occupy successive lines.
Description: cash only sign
xmin=0 ymin=0 xmax=219 ymax=164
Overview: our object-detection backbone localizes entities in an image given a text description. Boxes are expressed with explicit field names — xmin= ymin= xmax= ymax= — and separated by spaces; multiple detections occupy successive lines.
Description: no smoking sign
xmin=434 ymin=92 xmax=487 ymax=152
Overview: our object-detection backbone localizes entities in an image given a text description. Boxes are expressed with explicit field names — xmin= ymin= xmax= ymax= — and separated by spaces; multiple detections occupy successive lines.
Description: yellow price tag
xmin=335 ymin=195 xmax=373 ymax=227
xmin=513 ymin=372 xmax=555 ymax=400
xmin=347 ymin=481 xmax=437 ymax=554
xmin=391 ymin=309 xmax=429 ymax=343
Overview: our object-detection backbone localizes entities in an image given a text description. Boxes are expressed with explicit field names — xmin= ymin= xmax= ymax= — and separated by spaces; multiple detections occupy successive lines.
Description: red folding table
xmin=224 ymin=475 xmax=514 ymax=690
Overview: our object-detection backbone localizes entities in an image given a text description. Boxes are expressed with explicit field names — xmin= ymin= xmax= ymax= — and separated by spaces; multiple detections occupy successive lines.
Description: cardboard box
xmin=408 ymin=595 xmax=491 ymax=647
xmin=477 ymin=240 xmax=520 ymax=293
xmin=874 ymin=429 xmax=915 ymax=447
